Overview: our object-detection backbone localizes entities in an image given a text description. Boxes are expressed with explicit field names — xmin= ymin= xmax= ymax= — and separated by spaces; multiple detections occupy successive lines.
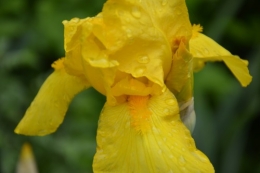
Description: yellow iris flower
xmin=15 ymin=0 xmax=252 ymax=172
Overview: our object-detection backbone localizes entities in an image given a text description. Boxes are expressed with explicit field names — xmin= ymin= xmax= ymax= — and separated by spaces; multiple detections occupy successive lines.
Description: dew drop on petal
xmin=214 ymin=50 xmax=220 ymax=55
xmin=196 ymin=52 xmax=203 ymax=57
xmin=131 ymin=7 xmax=141 ymax=18
xmin=158 ymin=149 xmax=162 ymax=155
xmin=125 ymin=122 xmax=130 ymax=129
xmin=126 ymin=29 xmax=132 ymax=38
xmin=192 ymin=152 xmax=209 ymax=163
xmin=179 ymin=155 xmax=186 ymax=166
xmin=161 ymin=0 xmax=168 ymax=6
xmin=163 ymin=108 xmax=171 ymax=115
xmin=137 ymin=55 xmax=149 ymax=64
xmin=181 ymin=167 xmax=187 ymax=172
xmin=38 ymin=129 xmax=47 ymax=135
xmin=172 ymin=128 xmax=178 ymax=133
xmin=165 ymin=98 xmax=176 ymax=106
xmin=134 ymin=66 xmax=146 ymax=76
xmin=204 ymin=48 xmax=209 ymax=54
xmin=176 ymin=9 xmax=181 ymax=15
xmin=152 ymin=127 xmax=160 ymax=134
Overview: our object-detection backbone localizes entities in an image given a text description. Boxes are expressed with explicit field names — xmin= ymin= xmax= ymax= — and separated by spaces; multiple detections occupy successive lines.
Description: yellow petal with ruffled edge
xmin=62 ymin=18 xmax=88 ymax=76
xmin=100 ymin=0 xmax=192 ymax=87
xmin=93 ymin=88 xmax=214 ymax=173
xmin=190 ymin=32 xmax=252 ymax=87
xmin=15 ymin=58 xmax=89 ymax=136
xmin=63 ymin=0 xmax=192 ymax=99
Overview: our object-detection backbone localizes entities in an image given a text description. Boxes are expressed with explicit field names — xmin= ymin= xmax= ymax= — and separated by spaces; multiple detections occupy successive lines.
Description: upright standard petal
xmin=190 ymin=31 xmax=252 ymax=87
xmin=93 ymin=88 xmax=214 ymax=173
xmin=15 ymin=59 xmax=89 ymax=136
xmin=63 ymin=0 xmax=193 ymax=101
xmin=100 ymin=0 xmax=192 ymax=87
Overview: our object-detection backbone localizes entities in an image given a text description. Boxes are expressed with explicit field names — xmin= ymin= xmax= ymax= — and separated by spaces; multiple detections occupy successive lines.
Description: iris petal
xmin=93 ymin=88 xmax=214 ymax=172
xmin=190 ymin=33 xmax=252 ymax=87
xmin=15 ymin=64 xmax=88 ymax=136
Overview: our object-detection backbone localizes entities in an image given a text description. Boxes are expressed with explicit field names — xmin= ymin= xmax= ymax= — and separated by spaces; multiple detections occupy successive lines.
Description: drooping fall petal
xmin=190 ymin=32 xmax=252 ymax=87
xmin=93 ymin=88 xmax=214 ymax=173
xmin=15 ymin=59 xmax=89 ymax=136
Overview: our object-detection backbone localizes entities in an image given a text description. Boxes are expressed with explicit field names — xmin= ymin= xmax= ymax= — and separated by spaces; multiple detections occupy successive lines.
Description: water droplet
xmin=125 ymin=17 xmax=130 ymax=23
xmin=192 ymin=152 xmax=208 ymax=163
xmin=63 ymin=94 xmax=70 ymax=102
xmin=161 ymin=0 xmax=168 ymax=6
xmin=176 ymin=9 xmax=181 ymax=15
xmin=165 ymin=98 xmax=176 ymax=106
xmin=172 ymin=129 xmax=178 ymax=133
xmin=131 ymin=7 xmax=141 ymax=18
xmin=137 ymin=55 xmax=149 ymax=64
xmin=163 ymin=108 xmax=170 ymax=115
xmin=179 ymin=156 xmax=186 ymax=165
xmin=71 ymin=18 xmax=80 ymax=23
xmin=196 ymin=52 xmax=203 ymax=57
xmin=204 ymin=48 xmax=209 ymax=54
xmin=125 ymin=29 xmax=132 ymax=38
xmin=134 ymin=66 xmax=146 ymax=76
xmin=38 ymin=129 xmax=47 ymax=135
xmin=181 ymin=167 xmax=187 ymax=172
xmin=158 ymin=149 xmax=162 ymax=154
xmin=117 ymin=9 xmax=124 ymax=16
xmin=125 ymin=122 xmax=130 ymax=129
xmin=214 ymin=50 xmax=220 ymax=55
xmin=152 ymin=127 xmax=160 ymax=134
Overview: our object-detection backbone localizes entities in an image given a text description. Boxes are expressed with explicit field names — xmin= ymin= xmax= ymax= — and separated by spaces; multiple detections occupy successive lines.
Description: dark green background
xmin=0 ymin=0 xmax=259 ymax=172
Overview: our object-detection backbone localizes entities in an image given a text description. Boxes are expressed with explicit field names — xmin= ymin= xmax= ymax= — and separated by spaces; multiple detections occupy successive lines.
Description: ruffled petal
xmin=15 ymin=60 xmax=89 ymax=136
xmin=63 ymin=0 xmax=192 ymax=99
xmin=100 ymin=0 xmax=191 ymax=86
xmin=63 ymin=18 xmax=89 ymax=76
xmin=190 ymin=33 xmax=252 ymax=87
xmin=93 ymin=88 xmax=214 ymax=172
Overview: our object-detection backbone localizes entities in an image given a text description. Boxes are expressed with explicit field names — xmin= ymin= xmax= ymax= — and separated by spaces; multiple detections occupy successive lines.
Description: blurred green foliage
xmin=0 ymin=0 xmax=259 ymax=172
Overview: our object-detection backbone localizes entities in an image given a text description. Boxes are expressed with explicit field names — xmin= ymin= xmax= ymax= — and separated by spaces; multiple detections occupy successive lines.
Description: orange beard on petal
xmin=127 ymin=95 xmax=151 ymax=134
